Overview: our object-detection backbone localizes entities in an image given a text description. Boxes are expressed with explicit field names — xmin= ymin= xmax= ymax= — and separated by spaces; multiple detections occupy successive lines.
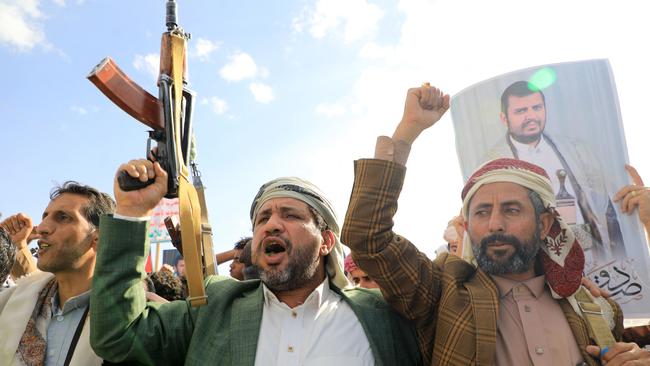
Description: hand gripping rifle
xmin=87 ymin=0 xmax=215 ymax=307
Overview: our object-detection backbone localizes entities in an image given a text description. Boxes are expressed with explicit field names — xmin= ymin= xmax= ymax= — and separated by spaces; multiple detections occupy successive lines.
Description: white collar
xmin=261 ymin=277 xmax=330 ymax=310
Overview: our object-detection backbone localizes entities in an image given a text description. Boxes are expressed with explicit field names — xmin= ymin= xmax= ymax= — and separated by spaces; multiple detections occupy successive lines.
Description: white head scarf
xmin=250 ymin=177 xmax=351 ymax=290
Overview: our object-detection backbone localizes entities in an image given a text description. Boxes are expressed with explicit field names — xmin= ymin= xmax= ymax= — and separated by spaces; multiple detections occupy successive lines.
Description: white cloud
xmin=133 ymin=53 xmax=159 ymax=79
xmin=249 ymin=83 xmax=274 ymax=104
xmin=358 ymin=42 xmax=395 ymax=60
xmin=70 ymin=105 xmax=87 ymax=115
xmin=201 ymin=96 xmax=228 ymax=115
xmin=316 ymin=102 xmax=346 ymax=117
xmin=52 ymin=0 xmax=65 ymax=6
xmin=219 ymin=52 xmax=260 ymax=82
xmin=293 ymin=0 xmax=384 ymax=43
xmin=0 ymin=0 xmax=48 ymax=52
xmin=192 ymin=38 xmax=220 ymax=61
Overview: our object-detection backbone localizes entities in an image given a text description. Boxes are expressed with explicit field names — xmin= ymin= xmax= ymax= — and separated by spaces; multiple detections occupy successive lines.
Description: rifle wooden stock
xmin=88 ymin=57 xmax=163 ymax=130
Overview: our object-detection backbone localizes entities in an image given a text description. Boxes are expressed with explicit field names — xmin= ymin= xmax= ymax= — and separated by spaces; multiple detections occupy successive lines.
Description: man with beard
xmin=488 ymin=80 xmax=624 ymax=260
xmin=90 ymin=162 xmax=420 ymax=365
xmin=342 ymin=84 xmax=650 ymax=365
xmin=0 ymin=182 xmax=115 ymax=365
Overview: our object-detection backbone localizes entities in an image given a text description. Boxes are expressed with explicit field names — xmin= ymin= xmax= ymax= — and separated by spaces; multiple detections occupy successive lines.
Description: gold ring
xmin=421 ymin=82 xmax=430 ymax=87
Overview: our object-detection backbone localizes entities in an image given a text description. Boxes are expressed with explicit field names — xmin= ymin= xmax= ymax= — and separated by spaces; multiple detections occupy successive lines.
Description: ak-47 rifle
xmin=87 ymin=0 xmax=215 ymax=307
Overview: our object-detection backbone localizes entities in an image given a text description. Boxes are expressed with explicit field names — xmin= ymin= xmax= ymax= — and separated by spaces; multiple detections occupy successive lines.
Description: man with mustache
xmin=488 ymin=81 xmax=624 ymax=260
xmin=90 ymin=166 xmax=420 ymax=365
xmin=0 ymin=182 xmax=115 ymax=365
xmin=342 ymin=84 xmax=650 ymax=365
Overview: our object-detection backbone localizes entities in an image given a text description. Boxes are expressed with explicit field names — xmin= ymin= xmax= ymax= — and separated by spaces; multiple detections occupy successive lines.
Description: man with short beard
xmin=487 ymin=80 xmax=624 ymax=260
xmin=342 ymin=84 xmax=650 ymax=365
xmin=0 ymin=181 xmax=115 ymax=365
xmin=90 ymin=163 xmax=420 ymax=365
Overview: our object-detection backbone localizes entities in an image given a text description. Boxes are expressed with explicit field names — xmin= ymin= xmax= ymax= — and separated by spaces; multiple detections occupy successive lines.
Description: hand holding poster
xmin=451 ymin=59 xmax=650 ymax=321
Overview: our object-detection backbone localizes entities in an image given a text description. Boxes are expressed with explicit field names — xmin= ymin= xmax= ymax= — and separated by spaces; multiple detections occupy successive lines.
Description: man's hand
xmin=614 ymin=164 xmax=650 ymax=229
xmin=586 ymin=342 xmax=650 ymax=365
xmin=392 ymin=84 xmax=450 ymax=145
xmin=0 ymin=213 xmax=37 ymax=250
xmin=114 ymin=159 xmax=168 ymax=218
xmin=582 ymin=277 xmax=610 ymax=298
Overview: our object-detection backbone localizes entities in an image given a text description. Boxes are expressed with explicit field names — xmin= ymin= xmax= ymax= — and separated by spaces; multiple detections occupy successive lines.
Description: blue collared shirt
xmin=45 ymin=290 xmax=90 ymax=366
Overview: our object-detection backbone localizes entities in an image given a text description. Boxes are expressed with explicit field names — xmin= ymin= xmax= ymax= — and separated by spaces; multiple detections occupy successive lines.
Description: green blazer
xmin=90 ymin=216 xmax=421 ymax=366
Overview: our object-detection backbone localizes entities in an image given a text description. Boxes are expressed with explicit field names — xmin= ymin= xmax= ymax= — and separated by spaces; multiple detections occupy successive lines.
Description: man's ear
xmin=499 ymin=111 xmax=508 ymax=128
xmin=539 ymin=212 xmax=554 ymax=238
xmin=320 ymin=230 xmax=335 ymax=256
xmin=90 ymin=230 xmax=100 ymax=249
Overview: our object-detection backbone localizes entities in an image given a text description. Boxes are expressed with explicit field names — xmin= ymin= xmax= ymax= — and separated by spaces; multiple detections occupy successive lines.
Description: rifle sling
xmin=574 ymin=287 xmax=616 ymax=348
xmin=171 ymin=33 xmax=207 ymax=307
xmin=195 ymin=182 xmax=216 ymax=276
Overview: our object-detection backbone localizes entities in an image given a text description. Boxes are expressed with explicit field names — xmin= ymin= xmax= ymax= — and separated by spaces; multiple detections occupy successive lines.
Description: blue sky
xmin=2 ymin=0 xmax=649 ymax=274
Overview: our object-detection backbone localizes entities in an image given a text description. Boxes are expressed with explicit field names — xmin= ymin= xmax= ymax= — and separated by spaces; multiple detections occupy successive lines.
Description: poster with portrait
xmin=450 ymin=59 xmax=650 ymax=320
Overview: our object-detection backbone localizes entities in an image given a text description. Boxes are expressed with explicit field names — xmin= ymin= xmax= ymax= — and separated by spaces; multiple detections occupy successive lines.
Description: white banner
xmin=148 ymin=198 xmax=179 ymax=244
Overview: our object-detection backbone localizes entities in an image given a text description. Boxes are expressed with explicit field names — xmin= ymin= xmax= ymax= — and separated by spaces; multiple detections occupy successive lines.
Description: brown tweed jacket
xmin=342 ymin=159 xmax=624 ymax=366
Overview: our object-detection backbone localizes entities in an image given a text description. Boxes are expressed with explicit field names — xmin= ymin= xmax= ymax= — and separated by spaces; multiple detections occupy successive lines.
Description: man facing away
xmin=0 ymin=181 xmax=115 ymax=365
xmin=90 ymin=159 xmax=420 ymax=365
xmin=342 ymin=84 xmax=650 ymax=365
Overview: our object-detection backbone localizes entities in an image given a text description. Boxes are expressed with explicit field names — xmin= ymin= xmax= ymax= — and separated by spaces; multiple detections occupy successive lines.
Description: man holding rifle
xmin=90 ymin=160 xmax=421 ymax=365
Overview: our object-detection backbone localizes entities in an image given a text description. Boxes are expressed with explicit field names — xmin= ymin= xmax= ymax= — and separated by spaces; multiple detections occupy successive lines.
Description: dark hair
xmin=142 ymin=276 xmax=156 ymax=292
xmin=234 ymin=237 xmax=251 ymax=250
xmin=50 ymin=181 xmax=115 ymax=228
xmin=0 ymin=228 xmax=15 ymax=284
xmin=174 ymin=254 xmax=184 ymax=266
xmin=500 ymin=81 xmax=546 ymax=115
xmin=238 ymin=238 xmax=253 ymax=267
xmin=307 ymin=206 xmax=329 ymax=231
xmin=527 ymin=189 xmax=547 ymax=221
xmin=148 ymin=270 xmax=184 ymax=301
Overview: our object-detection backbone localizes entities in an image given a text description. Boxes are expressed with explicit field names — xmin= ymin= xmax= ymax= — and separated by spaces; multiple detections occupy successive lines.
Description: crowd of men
xmin=1 ymin=84 xmax=650 ymax=365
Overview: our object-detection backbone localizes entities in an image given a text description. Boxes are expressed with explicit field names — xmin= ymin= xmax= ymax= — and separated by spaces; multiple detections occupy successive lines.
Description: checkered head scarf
xmin=460 ymin=158 xmax=585 ymax=298
xmin=250 ymin=177 xmax=351 ymax=290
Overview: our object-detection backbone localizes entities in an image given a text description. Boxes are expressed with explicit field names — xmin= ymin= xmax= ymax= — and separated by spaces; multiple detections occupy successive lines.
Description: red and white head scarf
xmin=460 ymin=158 xmax=585 ymax=298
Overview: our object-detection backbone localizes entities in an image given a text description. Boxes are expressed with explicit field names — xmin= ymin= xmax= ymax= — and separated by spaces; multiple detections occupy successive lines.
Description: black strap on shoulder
xmin=63 ymin=305 xmax=90 ymax=366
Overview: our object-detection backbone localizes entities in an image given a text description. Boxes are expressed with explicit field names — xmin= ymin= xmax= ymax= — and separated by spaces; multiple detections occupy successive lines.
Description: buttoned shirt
xmin=510 ymin=136 xmax=584 ymax=224
xmin=254 ymin=279 xmax=374 ymax=366
xmin=46 ymin=290 xmax=90 ymax=366
xmin=492 ymin=275 xmax=583 ymax=366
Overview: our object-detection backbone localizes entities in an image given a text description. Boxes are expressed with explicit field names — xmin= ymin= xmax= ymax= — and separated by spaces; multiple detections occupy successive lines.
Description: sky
xmin=2 ymin=0 xmax=650 ymax=275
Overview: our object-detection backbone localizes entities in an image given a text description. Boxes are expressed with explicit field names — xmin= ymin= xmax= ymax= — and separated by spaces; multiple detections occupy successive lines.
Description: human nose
xmin=487 ymin=211 xmax=505 ymax=233
xmin=36 ymin=217 xmax=52 ymax=236
xmin=262 ymin=213 xmax=284 ymax=235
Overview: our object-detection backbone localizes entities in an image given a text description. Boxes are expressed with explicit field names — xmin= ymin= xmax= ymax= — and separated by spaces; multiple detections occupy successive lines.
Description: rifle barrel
xmin=166 ymin=0 xmax=178 ymax=30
